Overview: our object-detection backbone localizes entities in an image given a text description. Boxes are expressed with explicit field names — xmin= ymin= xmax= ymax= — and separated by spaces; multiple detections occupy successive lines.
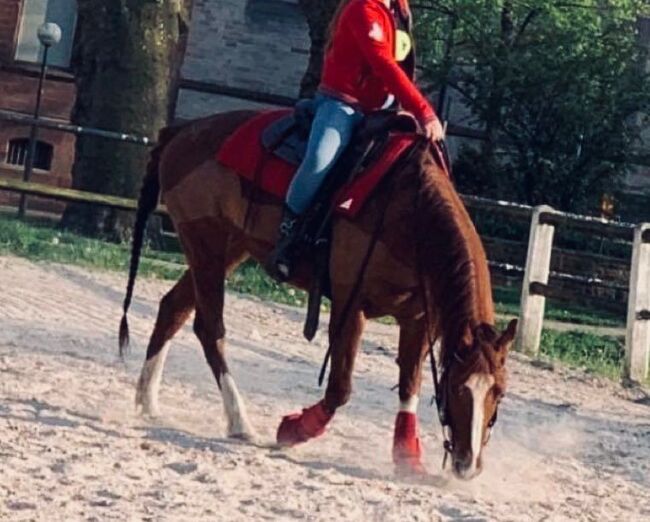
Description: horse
xmin=119 ymin=110 xmax=517 ymax=479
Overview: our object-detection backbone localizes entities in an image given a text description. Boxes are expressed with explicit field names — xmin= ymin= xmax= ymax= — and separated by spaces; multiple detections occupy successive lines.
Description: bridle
xmin=417 ymin=268 xmax=500 ymax=469
xmin=427 ymin=336 xmax=500 ymax=469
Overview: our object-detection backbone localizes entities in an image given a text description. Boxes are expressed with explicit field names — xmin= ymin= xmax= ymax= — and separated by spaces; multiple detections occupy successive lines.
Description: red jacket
xmin=320 ymin=0 xmax=436 ymax=126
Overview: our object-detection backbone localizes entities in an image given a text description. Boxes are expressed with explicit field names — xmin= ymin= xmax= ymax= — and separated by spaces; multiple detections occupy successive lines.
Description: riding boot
xmin=266 ymin=205 xmax=300 ymax=282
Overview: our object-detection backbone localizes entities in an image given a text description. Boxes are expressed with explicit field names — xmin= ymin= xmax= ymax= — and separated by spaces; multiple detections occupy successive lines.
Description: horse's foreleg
xmin=189 ymin=232 xmax=255 ymax=441
xmin=393 ymin=318 xmax=429 ymax=475
xmin=136 ymin=270 xmax=195 ymax=416
xmin=276 ymin=305 xmax=365 ymax=446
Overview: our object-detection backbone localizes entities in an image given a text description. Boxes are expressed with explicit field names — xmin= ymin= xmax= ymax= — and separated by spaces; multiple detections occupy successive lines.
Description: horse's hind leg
xmin=136 ymin=270 xmax=195 ymax=416
xmin=136 ymin=241 xmax=249 ymax=417
xmin=393 ymin=317 xmax=429 ymax=475
xmin=186 ymin=224 xmax=255 ymax=440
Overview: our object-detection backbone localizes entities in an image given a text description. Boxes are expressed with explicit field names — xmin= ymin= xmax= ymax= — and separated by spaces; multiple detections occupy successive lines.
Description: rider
xmin=268 ymin=0 xmax=445 ymax=280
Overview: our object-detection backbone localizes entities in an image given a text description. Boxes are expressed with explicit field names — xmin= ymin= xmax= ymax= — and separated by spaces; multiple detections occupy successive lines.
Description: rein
xmin=318 ymin=139 xmax=423 ymax=386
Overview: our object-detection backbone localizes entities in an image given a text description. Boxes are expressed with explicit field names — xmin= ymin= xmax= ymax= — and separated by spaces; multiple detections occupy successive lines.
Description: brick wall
xmin=0 ymin=69 xmax=75 ymax=118
xmin=0 ymin=69 xmax=76 ymax=211
xmin=0 ymin=0 xmax=77 ymax=213
xmin=0 ymin=69 xmax=77 ymax=176
xmin=0 ymin=0 xmax=20 ymax=63
xmin=176 ymin=0 xmax=309 ymax=119
xmin=0 ymin=122 xmax=74 ymax=213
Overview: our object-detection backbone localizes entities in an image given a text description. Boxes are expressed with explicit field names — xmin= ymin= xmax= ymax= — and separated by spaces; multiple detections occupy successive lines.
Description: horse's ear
xmin=497 ymin=319 xmax=518 ymax=351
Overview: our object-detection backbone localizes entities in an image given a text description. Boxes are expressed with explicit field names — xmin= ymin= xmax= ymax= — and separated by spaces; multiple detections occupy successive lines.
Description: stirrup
xmin=266 ymin=207 xmax=299 ymax=282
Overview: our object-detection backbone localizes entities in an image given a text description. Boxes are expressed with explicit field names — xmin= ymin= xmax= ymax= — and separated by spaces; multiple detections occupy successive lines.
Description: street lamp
xmin=18 ymin=22 xmax=62 ymax=218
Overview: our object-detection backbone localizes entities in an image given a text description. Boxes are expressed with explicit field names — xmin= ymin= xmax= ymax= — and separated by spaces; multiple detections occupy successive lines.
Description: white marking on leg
xmin=221 ymin=372 xmax=256 ymax=440
xmin=135 ymin=343 xmax=171 ymax=417
xmin=399 ymin=395 xmax=419 ymax=413
xmin=465 ymin=373 xmax=495 ymax=474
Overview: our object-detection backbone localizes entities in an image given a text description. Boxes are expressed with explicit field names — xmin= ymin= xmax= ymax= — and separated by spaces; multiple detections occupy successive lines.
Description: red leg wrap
xmin=276 ymin=400 xmax=333 ymax=447
xmin=393 ymin=411 xmax=427 ymax=475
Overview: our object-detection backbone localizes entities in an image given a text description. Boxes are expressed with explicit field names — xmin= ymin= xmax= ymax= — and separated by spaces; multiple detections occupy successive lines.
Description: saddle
xmin=259 ymin=101 xmax=420 ymax=341
xmin=217 ymin=101 xmax=449 ymax=342
xmin=261 ymin=98 xmax=419 ymax=167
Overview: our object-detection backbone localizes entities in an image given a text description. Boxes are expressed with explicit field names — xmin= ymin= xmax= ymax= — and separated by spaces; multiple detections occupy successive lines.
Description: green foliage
xmin=226 ymin=260 xmax=307 ymax=307
xmin=0 ymin=215 xmax=305 ymax=306
xmin=415 ymin=0 xmax=650 ymax=214
xmin=540 ymin=329 xmax=625 ymax=378
xmin=0 ymin=216 xmax=185 ymax=280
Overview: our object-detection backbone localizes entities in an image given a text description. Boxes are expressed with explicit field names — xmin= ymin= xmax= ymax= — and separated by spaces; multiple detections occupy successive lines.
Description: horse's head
xmin=439 ymin=319 xmax=517 ymax=480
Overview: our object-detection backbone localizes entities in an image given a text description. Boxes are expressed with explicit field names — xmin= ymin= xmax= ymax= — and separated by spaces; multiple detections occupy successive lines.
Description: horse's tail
xmin=118 ymin=125 xmax=182 ymax=357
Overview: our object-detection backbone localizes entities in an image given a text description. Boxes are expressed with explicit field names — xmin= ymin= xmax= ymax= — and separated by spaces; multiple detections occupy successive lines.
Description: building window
xmin=14 ymin=0 xmax=77 ymax=68
xmin=6 ymin=138 xmax=53 ymax=171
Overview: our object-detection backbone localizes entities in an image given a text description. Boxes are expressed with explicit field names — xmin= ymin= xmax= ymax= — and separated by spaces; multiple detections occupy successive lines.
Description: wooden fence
xmin=1 ymin=177 xmax=648 ymax=381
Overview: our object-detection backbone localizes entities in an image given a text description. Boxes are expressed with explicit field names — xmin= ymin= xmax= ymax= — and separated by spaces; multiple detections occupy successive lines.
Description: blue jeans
xmin=286 ymin=94 xmax=363 ymax=214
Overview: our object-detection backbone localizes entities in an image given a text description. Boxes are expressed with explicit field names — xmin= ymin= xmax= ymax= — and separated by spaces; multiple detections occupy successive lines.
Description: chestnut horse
xmin=119 ymin=110 xmax=517 ymax=479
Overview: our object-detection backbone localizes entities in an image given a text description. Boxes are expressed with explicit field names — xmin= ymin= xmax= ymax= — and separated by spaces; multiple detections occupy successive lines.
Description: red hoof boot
xmin=393 ymin=412 xmax=427 ymax=476
xmin=276 ymin=400 xmax=333 ymax=447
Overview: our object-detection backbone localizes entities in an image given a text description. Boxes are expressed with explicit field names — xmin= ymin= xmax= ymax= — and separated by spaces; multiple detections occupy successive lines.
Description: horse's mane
xmin=411 ymin=147 xmax=494 ymax=365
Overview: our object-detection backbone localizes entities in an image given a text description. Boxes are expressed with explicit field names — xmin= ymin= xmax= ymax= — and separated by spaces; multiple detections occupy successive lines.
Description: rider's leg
xmin=286 ymin=96 xmax=362 ymax=214
xmin=268 ymin=95 xmax=362 ymax=280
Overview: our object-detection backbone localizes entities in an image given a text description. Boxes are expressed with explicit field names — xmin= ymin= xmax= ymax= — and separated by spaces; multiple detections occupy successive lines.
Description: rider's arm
xmin=347 ymin=1 xmax=437 ymax=127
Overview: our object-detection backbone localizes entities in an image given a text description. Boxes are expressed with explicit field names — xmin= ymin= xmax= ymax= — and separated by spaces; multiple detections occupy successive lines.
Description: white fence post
xmin=625 ymin=223 xmax=650 ymax=382
xmin=516 ymin=205 xmax=556 ymax=355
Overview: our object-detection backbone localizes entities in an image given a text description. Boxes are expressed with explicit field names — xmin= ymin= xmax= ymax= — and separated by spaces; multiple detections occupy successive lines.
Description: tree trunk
xmin=298 ymin=0 xmax=342 ymax=97
xmin=61 ymin=0 xmax=192 ymax=238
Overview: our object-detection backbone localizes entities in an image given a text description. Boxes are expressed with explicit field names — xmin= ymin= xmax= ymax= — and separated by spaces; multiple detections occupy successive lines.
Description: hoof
xmin=135 ymin=394 xmax=160 ymax=418
xmin=394 ymin=457 xmax=429 ymax=477
xmin=276 ymin=401 xmax=333 ymax=447
xmin=228 ymin=430 xmax=257 ymax=443
xmin=276 ymin=413 xmax=306 ymax=447
xmin=136 ymin=406 xmax=161 ymax=419
xmin=228 ymin=421 xmax=257 ymax=443
xmin=393 ymin=412 xmax=426 ymax=476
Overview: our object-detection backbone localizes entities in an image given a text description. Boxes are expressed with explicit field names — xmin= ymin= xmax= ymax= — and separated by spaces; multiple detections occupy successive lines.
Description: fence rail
xmin=464 ymin=194 xmax=636 ymax=240
xmin=0 ymin=109 xmax=154 ymax=146
xmin=0 ymin=178 xmax=166 ymax=215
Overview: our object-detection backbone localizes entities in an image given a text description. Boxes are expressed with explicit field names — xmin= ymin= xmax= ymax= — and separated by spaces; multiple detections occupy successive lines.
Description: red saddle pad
xmin=216 ymin=109 xmax=424 ymax=218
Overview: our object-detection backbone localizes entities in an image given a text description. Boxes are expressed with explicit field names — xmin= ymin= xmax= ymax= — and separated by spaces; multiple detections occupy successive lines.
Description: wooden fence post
xmin=625 ymin=223 xmax=650 ymax=382
xmin=515 ymin=205 xmax=556 ymax=355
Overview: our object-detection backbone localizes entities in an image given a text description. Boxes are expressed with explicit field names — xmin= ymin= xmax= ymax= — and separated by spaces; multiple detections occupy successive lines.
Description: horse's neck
xmin=448 ymin=228 xmax=495 ymax=334
xmin=412 ymin=158 xmax=494 ymax=356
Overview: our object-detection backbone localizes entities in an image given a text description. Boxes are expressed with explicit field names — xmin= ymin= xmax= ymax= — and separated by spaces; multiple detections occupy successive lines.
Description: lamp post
xmin=18 ymin=22 xmax=62 ymax=218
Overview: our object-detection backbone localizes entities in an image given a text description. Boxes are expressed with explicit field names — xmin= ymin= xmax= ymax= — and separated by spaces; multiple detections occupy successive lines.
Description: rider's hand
xmin=423 ymin=117 xmax=445 ymax=142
